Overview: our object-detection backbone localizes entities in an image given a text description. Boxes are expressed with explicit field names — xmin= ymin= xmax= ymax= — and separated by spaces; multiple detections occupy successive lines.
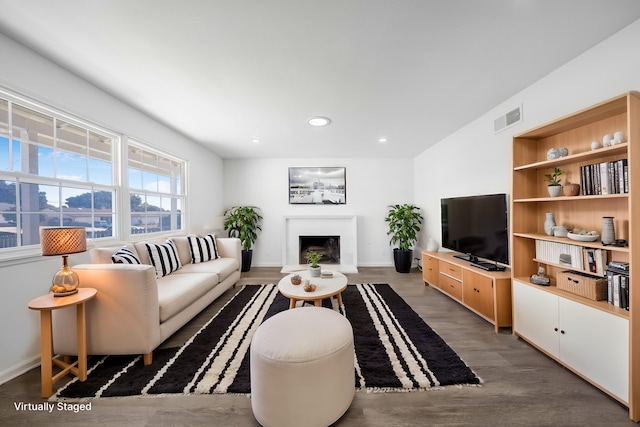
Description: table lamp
xmin=40 ymin=226 xmax=87 ymax=296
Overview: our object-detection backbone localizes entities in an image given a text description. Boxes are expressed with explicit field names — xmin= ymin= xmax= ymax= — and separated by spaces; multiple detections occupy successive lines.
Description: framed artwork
xmin=288 ymin=167 xmax=346 ymax=204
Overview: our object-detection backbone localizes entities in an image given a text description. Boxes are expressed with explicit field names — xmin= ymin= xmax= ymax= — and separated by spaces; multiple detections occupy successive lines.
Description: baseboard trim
xmin=0 ymin=355 xmax=40 ymax=386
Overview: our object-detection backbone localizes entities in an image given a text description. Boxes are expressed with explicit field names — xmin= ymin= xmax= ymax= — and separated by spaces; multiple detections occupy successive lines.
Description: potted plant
xmin=223 ymin=206 xmax=263 ymax=272
xmin=385 ymin=204 xmax=423 ymax=273
xmin=306 ymin=250 xmax=323 ymax=277
xmin=545 ymin=167 xmax=563 ymax=197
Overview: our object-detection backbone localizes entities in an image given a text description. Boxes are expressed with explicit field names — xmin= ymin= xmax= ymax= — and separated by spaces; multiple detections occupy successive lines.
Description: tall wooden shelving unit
xmin=511 ymin=91 xmax=640 ymax=421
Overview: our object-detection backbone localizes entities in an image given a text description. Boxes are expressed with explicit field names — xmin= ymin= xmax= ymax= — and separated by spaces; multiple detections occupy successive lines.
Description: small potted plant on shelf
xmin=306 ymin=251 xmax=323 ymax=277
xmin=385 ymin=203 xmax=423 ymax=273
xmin=223 ymin=206 xmax=263 ymax=272
xmin=545 ymin=167 xmax=563 ymax=197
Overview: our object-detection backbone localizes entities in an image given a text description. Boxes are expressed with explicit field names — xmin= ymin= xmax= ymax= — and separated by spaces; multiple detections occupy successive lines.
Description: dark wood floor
xmin=1 ymin=267 xmax=636 ymax=426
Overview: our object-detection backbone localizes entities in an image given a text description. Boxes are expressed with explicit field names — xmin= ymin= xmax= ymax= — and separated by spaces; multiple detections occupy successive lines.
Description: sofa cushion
xmin=168 ymin=236 xmax=193 ymax=266
xmin=187 ymin=234 xmax=219 ymax=263
xmin=157 ymin=272 xmax=219 ymax=322
xmin=111 ymin=247 xmax=141 ymax=264
xmin=176 ymin=257 xmax=239 ymax=282
xmin=144 ymin=240 xmax=182 ymax=278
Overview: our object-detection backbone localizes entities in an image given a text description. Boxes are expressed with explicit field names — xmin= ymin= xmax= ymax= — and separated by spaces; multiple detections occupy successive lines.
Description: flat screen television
xmin=441 ymin=193 xmax=509 ymax=266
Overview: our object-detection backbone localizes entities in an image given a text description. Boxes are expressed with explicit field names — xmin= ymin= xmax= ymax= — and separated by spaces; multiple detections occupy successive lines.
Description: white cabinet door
xmin=559 ymin=297 xmax=629 ymax=403
xmin=513 ymin=280 xmax=560 ymax=358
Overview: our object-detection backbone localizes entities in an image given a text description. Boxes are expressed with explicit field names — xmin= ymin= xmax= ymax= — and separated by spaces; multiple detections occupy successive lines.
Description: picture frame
xmin=288 ymin=167 xmax=346 ymax=204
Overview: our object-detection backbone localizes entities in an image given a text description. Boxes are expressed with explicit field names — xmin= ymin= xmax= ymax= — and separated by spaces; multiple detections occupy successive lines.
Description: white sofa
xmin=52 ymin=235 xmax=242 ymax=365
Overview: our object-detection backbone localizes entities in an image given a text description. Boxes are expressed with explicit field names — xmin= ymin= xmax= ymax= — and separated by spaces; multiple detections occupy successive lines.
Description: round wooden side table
xmin=28 ymin=287 xmax=97 ymax=398
xmin=278 ymin=270 xmax=347 ymax=309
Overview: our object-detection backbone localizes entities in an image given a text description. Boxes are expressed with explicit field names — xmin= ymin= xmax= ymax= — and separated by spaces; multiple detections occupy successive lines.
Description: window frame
xmin=124 ymin=138 xmax=186 ymax=238
xmin=0 ymin=87 xmax=188 ymax=265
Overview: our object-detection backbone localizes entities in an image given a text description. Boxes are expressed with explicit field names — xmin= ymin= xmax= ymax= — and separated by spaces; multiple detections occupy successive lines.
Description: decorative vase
xmin=601 ymin=217 xmax=615 ymax=245
xmin=547 ymin=185 xmax=562 ymax=197
xmin=426 ymin=238 xmax=439 ymax=252
xmin=544 ymin=213 xmax=556 ymax=236
xmin=547 ymin=148 xmax=560 ymax=160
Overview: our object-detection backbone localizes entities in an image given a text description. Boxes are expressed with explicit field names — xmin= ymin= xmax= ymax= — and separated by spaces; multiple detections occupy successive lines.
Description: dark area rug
xmin=53 ymin=283 xmax=480 ymax=399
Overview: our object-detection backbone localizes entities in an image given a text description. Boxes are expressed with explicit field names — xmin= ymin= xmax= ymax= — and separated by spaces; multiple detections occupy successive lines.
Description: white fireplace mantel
xmin=281 ymin=215 xmax=358 ymax=273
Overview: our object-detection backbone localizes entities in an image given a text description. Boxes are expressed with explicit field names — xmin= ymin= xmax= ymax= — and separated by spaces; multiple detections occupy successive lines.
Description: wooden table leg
xmin=289 ymin=298 xmax=297 ymax=309
xmin=314 ymin=299 xmax=322 ymax=307
xmin=337 ymin=292 xmax=343 ymax=307
xmin=76 ymin=302 xmax=87 ymax=381
xmin=40 ymin=310 xmax=53 ymax=398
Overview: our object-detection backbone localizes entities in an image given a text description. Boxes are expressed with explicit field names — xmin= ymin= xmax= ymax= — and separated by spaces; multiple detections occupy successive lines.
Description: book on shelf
xmin=582 ymin=248 xmax=607 ymax=275
xmin=580 ymin=158 xmax=628 ymax=196
xmin=606 ymin=262 xmax=630 ymax=311
xmin=535 ymin=239 xmax=584 ymax=270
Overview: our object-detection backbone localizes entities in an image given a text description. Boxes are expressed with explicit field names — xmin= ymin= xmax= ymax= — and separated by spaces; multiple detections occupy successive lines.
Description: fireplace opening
xmin=299 ymin=235 xmax=340 ymax=264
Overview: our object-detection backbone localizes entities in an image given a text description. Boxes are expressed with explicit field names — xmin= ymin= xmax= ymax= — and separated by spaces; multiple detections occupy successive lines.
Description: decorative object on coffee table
xmin=306 ymin=250 xmax=322 ymax=277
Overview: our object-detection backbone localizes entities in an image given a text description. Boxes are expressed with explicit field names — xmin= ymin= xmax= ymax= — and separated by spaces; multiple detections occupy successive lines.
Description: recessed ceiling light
xmin=251 ymin=139 xmax=261 ymax=143
xmin=307 ymin=116 xmax=331 ymax=127
xmin=378 ymin=137 xmax=388 ymax=143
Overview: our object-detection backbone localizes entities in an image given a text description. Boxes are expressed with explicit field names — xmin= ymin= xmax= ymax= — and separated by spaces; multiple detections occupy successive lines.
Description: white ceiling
xmin=1 ymin=1 xmax=639 ymax=159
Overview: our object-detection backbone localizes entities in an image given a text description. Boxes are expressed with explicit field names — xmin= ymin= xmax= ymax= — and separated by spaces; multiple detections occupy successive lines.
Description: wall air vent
xmin=494 ymin=105 xmax=522 ymax=133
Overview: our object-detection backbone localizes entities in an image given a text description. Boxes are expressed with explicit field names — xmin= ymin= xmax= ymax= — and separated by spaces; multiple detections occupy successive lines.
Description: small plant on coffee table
xmin=306 ymin=251 xmax=322 ymax=268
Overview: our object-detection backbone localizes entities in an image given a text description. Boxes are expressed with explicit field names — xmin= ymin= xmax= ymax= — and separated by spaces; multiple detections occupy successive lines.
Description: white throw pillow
xmin=187 ymin=234 xmax=219 ymax=263
xmin=111 ymin=247 xmax=141 ymax=264
xmin=145 ymin=240 xmax=182 ymax=277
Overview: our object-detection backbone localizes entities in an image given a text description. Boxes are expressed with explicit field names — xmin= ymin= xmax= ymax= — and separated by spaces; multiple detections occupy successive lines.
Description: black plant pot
xmin=393 ymin=248 xmax=413 ymax=273
xmin=241 ymin=249 xmax=253 ymax=272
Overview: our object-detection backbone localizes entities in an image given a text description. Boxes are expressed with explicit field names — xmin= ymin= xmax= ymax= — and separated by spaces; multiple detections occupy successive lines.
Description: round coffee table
xmin=278 ymin=270 xmax=348 ymax=310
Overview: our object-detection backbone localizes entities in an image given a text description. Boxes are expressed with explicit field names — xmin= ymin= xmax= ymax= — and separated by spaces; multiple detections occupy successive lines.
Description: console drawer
xmin=439 ymin=273 xmax=463 ymax=301
xmin=439 ymin=261 xmax=462 ymax=280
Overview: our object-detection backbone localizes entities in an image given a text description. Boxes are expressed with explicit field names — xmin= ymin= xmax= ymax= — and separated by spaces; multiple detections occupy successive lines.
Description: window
xmin=0 ymin=93 xmax=118 ymax=251
xmin=0 ymin=88 xmax=187 ymax=255
xmin=127 ymin=141 xmax=184 ymax=235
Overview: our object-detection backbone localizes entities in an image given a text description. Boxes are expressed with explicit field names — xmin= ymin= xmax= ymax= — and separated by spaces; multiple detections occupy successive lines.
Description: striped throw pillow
xmin=187 ymin=234 xmax=219 ymax=264
xmin=112 ymin=247 xmax=141 ymax=264
xmin=145 ymin=240 xmax=182 ymax=278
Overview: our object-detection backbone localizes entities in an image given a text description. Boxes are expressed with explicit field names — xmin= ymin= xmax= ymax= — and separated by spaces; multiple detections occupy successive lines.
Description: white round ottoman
xmin=250 ymin=307 xmax=354 ymax=427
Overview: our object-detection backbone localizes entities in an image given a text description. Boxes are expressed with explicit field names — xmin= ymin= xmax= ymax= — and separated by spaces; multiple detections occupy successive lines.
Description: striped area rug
xmin=53 ymin=284 xmax=480 ymax=399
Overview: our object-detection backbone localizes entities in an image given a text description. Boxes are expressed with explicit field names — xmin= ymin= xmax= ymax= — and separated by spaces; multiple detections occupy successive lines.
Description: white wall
xmin=414 ymin=18 xmax=640 ymax=263
xmin=0 ymin=34 xmax=224 ymax=383
xmin=223 ymin=158 xmax=414 ymax=267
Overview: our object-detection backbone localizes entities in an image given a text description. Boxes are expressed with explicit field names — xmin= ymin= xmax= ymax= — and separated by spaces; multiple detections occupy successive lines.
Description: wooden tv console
xmin=421 ymin=251 xmax=512 ymax=333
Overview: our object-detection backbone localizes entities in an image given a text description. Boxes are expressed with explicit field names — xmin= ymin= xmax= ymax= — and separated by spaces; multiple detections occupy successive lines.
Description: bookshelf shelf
xmin=511 ymin=91 xmax=640 ymax=421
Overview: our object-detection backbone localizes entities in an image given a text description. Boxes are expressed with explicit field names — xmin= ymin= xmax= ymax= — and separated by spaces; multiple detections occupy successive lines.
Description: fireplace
xmin=299 ymin=235 xmax=340 ymax=264
xmin=282 ymin=215 xmax=358 ymax=273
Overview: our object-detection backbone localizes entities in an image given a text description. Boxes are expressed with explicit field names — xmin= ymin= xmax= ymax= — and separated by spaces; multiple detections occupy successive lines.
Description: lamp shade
xmin=40 ymin=227 xmax=87 ymax=256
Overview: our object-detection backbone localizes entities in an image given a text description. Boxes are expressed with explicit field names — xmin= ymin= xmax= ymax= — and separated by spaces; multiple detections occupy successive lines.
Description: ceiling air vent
xmin=494 ymin=105 xmax=522 ymax=133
